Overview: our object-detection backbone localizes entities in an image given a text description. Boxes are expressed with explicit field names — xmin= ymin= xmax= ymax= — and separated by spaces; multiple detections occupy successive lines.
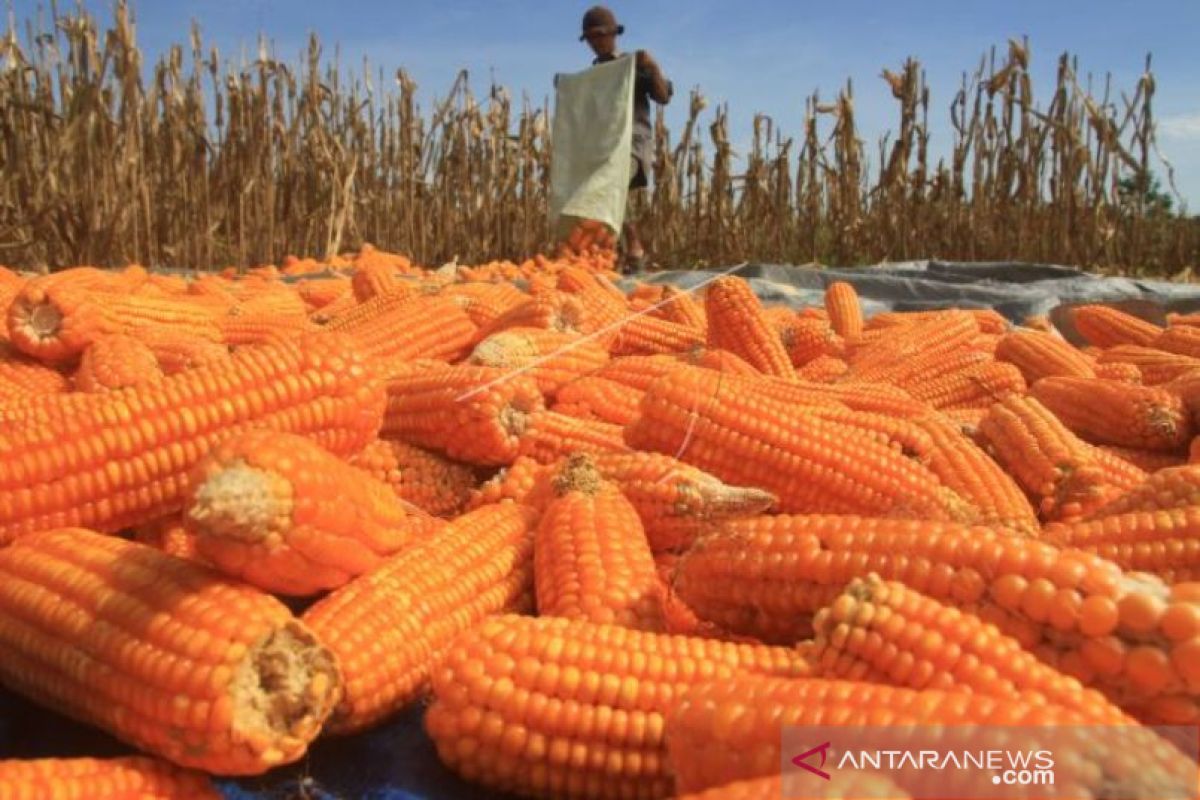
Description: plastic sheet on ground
xmin=4 ymin=260 xmax=1200 ymax=800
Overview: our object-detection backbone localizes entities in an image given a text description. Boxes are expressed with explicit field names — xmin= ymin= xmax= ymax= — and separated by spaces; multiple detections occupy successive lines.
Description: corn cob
xmin=978 ymin=394 xmax=1146 ymax=520
xmin=1044 ymin=507 xmax=1200 ymax=583
xmin=351 ymin=259 xmax=400 ymax=302
xmin=440 ymin=281 xmax=528 ymax=328
xmin=671 ymin=513 xmax=1200 ymax=721
xmin=130 ymin=514 xmax=202 ymax=562
xmin=466 ymin=455 xmax=550 ymax=510
xmin=654 ymin=285 xmax=707 ymax=331
xmin=608 ymin=313 xmax=706 ymax=357
xmin=1151 ymin=325 xmax=1200 ymax=359
xmin=182 ymin=429 xmax=439 ymax=595
xmin=785 ymin=317 xmax=845 ymax=366
xmin=302 ymin=501 xmax=538 ymax=734
xmin=308 ymin=292 xmax=359 ymax=324
xmin=994 ymin=328 xmax=1096 ymax=382
xmin=627 ymin=368 xmax=970 ymax=519
xmin=1094 ymin=443 xmax=1186 ymax=473
xmin=0 ymin=344 xmax=70 ymax=400
xmin=381 ymin=362 xmax=544 ymax=466
xmin=534 ymin=455 xmax=664 ymax=630
xmin=8 ymin=280 xmax=223 ymax=362
xmin=676 ymin=345 xmax=762 ymax=376
xmin=1070 ymin=304 xmax=1163 ymax=347
xmin=1098 ymin=345 xmax=1200 ymax=385
xmin=74 ymin=334 xmax=165 ymax=392
xmin=138 ymin=328 xmax=232 ymax=375
xmin=674 ymin=773 xmax=909 ymax=800
xmin=664 ymin=674 xmax=1190 ymax=796
xmin=1085 ymin=464 xmax=1200 ymax=519
xmin=1030 ymin=376 xmax=1192 ymax=452
xmin=824 ymin=281 xmax=863 ymax=338
xmin=297 ymin=277 xmax=353 ymax=311
xmin=903 ymin=360 xmax=1026 ymax=410
xmin=845 ymin=311 xmax=979 ymax=381
xmin=469 ymin=327 xmax=610 ymax=399
xmin=865 ymin=307 xmax=1008 ymax=334
xmin=0 ymin=330 xmax=386 ymax=544
xmin=704 ymin=277 xmax=795 ymax=377
xmin=0 ymin=756 xmax=221 ymax=799
xmin=322 ymin=284 xmax=420 ymax=330
xmin=795 ymin=354 xmax=849 ymax=381
xmin=553 ymin=375 xmax=644 ymax=426
xmin=217 ymin=310 xmax=320 ymax=348
xmin=478 ymin=292 xmax=588 ymax=338
xmin=350 ymin=437 xmax=477 ymax=517
xmin=1093 ymin=360 xmax=1144 ymax=383
xmin=340 ymin=294 xmax=478 ymax=363
xmin=808 ymin=574 xmax=1132 ymax=722
xmin=423 ymin=613 xmax=811 ymax=800
xmin=0 ymin=529 xmax=341 ymax=774
xmin=590 ymin=354 xmax=684 ymax=391
xmin=517 ymin=410 xmax=630 ymax=463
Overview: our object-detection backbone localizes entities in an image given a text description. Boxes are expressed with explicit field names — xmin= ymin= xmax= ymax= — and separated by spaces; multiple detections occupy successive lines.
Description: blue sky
xmin=13 ymin=0 xmax=1200 ymax=211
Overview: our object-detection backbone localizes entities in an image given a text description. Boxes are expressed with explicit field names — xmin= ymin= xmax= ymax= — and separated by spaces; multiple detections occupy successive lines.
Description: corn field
xmin=0 ymin=2 xmax=1196 ymax=274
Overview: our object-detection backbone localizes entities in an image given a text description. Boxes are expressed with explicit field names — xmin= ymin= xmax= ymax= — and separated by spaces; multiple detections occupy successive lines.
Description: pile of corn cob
xmin=1 ymin=245 xmax=1200 ymax=799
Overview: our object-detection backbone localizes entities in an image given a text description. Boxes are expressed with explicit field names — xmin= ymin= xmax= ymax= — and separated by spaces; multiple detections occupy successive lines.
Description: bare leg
xmin=622 ymin=221 xmax=645 ymax=273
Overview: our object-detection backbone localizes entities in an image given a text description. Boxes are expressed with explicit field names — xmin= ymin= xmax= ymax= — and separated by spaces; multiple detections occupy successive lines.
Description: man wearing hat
xmin=579 ymin=5 xmax=673 ymax=272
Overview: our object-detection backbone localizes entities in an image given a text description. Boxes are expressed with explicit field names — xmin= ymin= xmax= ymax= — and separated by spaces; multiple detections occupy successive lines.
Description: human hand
xmin=635 ymin=49 xmax=657 ymax=70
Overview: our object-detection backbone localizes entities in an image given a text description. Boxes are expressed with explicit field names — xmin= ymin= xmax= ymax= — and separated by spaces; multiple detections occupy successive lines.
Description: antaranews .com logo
xmin=780 ymin=724 xmax=1200 ymax=800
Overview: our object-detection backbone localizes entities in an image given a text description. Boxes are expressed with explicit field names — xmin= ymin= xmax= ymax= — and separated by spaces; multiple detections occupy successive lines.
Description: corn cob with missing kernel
xmin=0 ymin=330 xmax=385 ymax=544
xmin=423 ymin=613 xmax=811 ymax=800
xmin=302 ymin=501 xmax=538 ymax=735
xmin=0 ymin=756 xmax=222 ymax=799
xmin=0 ymin=529 xmax=342 ymax=774
xmin=182 ymin=429 xmax=441 ymax=595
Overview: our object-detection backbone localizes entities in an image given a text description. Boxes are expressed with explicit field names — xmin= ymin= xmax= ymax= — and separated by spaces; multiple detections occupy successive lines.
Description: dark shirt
xmin=593 ymin=52 xmax=672 ymax=187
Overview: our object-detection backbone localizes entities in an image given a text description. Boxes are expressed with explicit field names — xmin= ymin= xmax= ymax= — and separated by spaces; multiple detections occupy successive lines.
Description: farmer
xmin=580 ymin=5 xmax=673 ymax=272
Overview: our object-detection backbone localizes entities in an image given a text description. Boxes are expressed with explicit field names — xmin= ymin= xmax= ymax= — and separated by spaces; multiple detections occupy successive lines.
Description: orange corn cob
xmin=0 ymin=756 xmax=221 ymax=799
xmin=339 ymin=294 xmax=478 ymax=362
xmin=978 ymin=394 xmax=1146 ymax=520
xmin=1093 ymin=360 xmax=1144 ymax=383
xmin=865 ymin=307 xmax=1008 ymax=334
xmin=553 ymin=374 xmax=644 ymax=425
xmin=322 ymin=284 xmax=420 ymax=330
xmin=903 ymin=360 xmax=1027 ymax=409
xmin=308 ymin=292 xmax=359 ymax=324
xmin=440 ymin=281 xmax=528 ymax=328
xmin=627 ymin=368 xmax=969 ymax=519
xmin=182 ymin=430 xmax=440 ymax=595
xmin=0 ymin=529 xmax=341 ymax=774
xmin=824 ymin=280 xmax=863 ymax=338
xmin=465 ymin=455 xmax=549 ymax=510
xmin=670 ymin=513 xmax=1200 ymax=721
xmin=1098 ymin=345 xmax=1200 ymax=385
xmin=704 ymin=277 xmax=795 ymax=377
xmin=217 ymin=310 xmax=320 ymax=348
xmin=381 ymin=362 xmax=544 ymax=465
xmin=469 ymin=327 xmax=610 ymax=399
xmin=1030 ymin=376 xmax=1192 ymax=452
xmin=350 ymin=437 xmax=477 ymax=517
xmin=795 ymin=354 xmax=849 ymax=381
xmin=534 ymin=454 xmax=664 ymax=630
xmin=1151 ymin=326 xmax=1200 ymax=359
xmin=130 ymin=514 xmax=201 ymax=562
xmin=296 ymin=277 xmax=353 ymax=311
xmin=302 ymin=501 xmax=538 ymax=734
xmin=608 ymin=313 xmax=706 ymax=357
xmin=845 ymin=311 xmax=980 ymax=381
xmin=1085 ymin=464 xmax=1200 ymax=519
xmin=590 ymin=354 xmax=684 ymax=391
xmin=1044 ymin=507 xmax=1200 ymax=583
xmin=517 ymin=410 xmax=630 ymax=463
xmin=138 ymin=328 xmax=232 ymax=375
xmin=785 ymin=317 xmax=845 ymax=366
xmin=0 ymin=344 xmax=70 ymax=400
xmin=664 ymin=674 xmax=1187 ymax=796
xmin=1071 ymin=305 xmax=1163 ymax=347
xmin=654 ymin=285 xmax=707 ymax=331
xmin=423 ymin=613 xmax=811 ymax=800
xmin=808 ymin=574 xmax=1132 ymax=722
xmin=676 ymin=345 xmax=762 ymax=376
xmin=477 ymin=292 xmax=588 ymax=338
xmin=994 ymin=328 xmax=1096 ymax=382
xmin=351 ymin=259 xmax=399 ymax=302
xmin=0 ymin=331 xmax=386 ymax=544
xmin=1094 ymin=443 xmax=1186 ymax=473
xmin=8 ymin=281 xmax=223 ymax=362
xmin=74 ymin=334 xmax=164 ymax=392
